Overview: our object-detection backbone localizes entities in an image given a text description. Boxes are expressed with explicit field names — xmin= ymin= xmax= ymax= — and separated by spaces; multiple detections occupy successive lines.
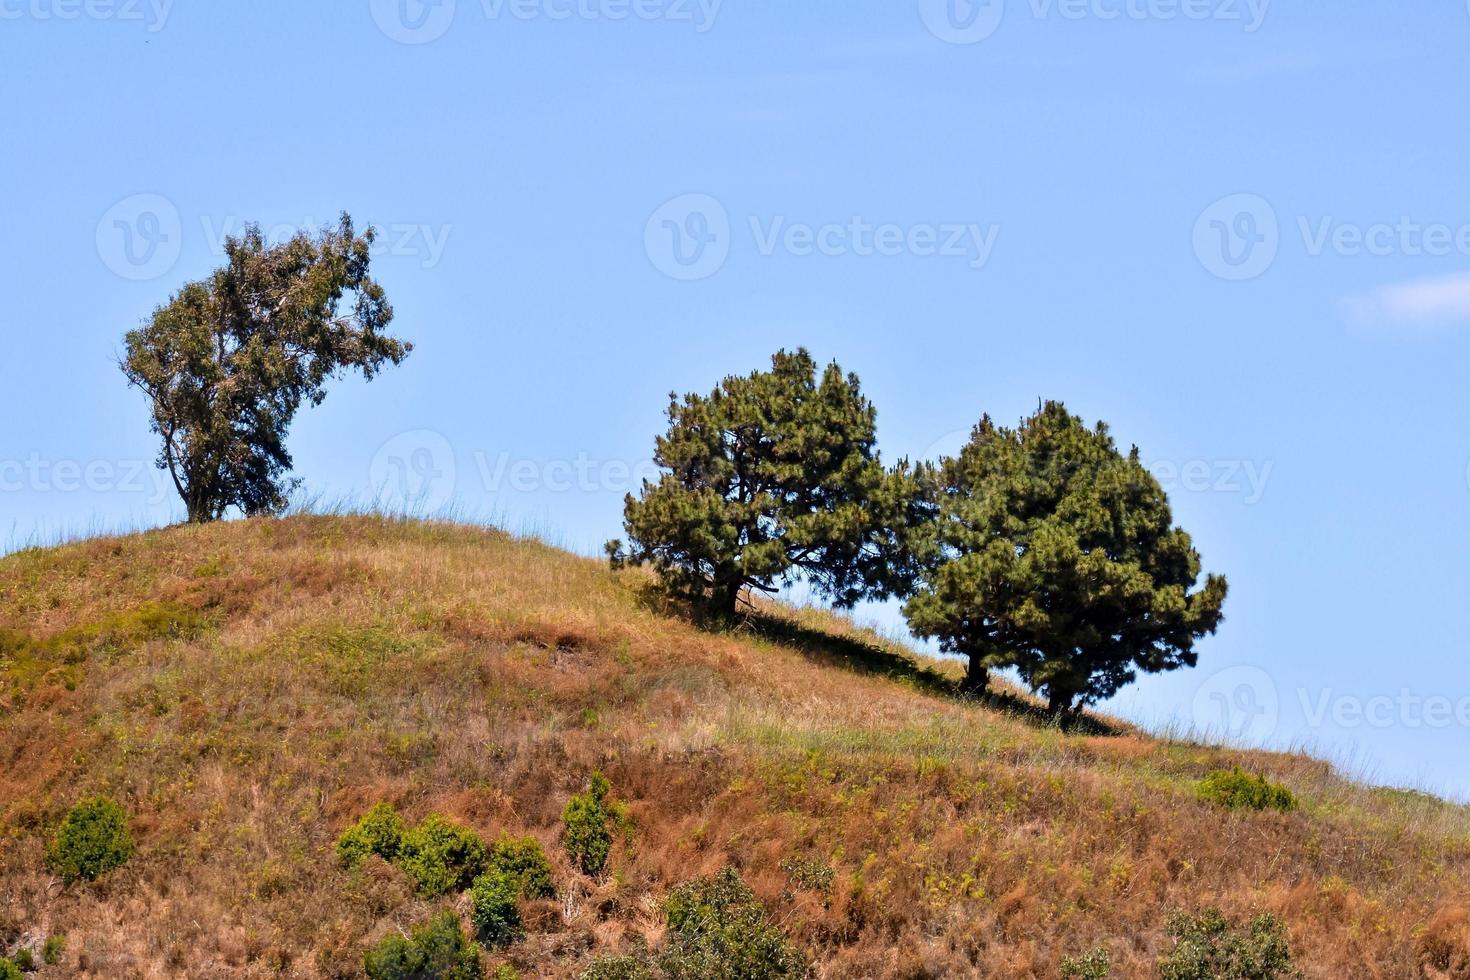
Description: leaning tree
xmin=121 ymin=213 xmax=411 ymax=523
xmin=609 ymin=348 xmax=920 ymax=618
xmin=903 ymin=402 xmax=1228 ymax=709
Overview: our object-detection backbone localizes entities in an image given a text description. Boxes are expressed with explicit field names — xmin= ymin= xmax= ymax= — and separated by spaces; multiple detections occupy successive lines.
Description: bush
xmin=470 ymin=870 xmax=523 ymax=948
xmin=399 ymin=815 xmax=489 ymax=897
xmin=563 ymin=773 xmax=616 ymax=876
xmin=364 ymin=912 xmax=484 ymax=980
xmin=490 ymin=835 xmax=555 ymax=900
xmin=0 ymin=959 xmax=20 ymax=980
xmin=45 ymin=797 xmax=133 ymax=883
xmin=660 ymin=867 xmax=808 ymax=980
xmin=569 ymin=871 xmax=805 ymax=980
xmin=42 ymin=936 xmax=64 ymax=966
xmin=1158 ymin=909 xmax=1300 ymax=979
xmin=1198 ymin=768 xmax=1298 ymax=813
xmin=338 ymin=803 xmax=407 ymax=868
xmin=9 ymin=949 xmax=32 ymax=972
xmin=577 ymin=956 xmax=656 ymax=980
xmin=1060 ymin=946 xmax=1112 ymax=979
xmin=780 ymin=857 xmax=834 ymax=896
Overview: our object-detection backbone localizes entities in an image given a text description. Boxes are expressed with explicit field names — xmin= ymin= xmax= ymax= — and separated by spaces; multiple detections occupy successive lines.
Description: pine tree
xmin=903 ymin=401 xmax=1227 ymax=711
xmin=610 ymin=349 xmax=917 ymax=618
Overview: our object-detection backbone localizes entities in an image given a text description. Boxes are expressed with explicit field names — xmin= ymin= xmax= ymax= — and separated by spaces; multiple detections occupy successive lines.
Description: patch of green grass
xmin=1369 ymin=785 xmax=1441 ymax=809
xmin=192 ymin=555 xmax=228 ymax=578
xmin=283 ymin=624 xmax=420 ymax=697
xmin=1 ymin=601 xmax=211 ymax=705
xmin=720 ymin=712 xmax=1024 ymax=767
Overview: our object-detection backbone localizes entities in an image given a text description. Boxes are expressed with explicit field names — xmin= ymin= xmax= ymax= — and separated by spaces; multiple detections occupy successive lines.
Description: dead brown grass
xmin=0 ymin=514 xmax=1466 ymax=978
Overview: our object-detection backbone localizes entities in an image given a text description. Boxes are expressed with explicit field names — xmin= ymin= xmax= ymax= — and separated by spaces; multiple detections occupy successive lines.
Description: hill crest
xmin=1 ymin=515 xmax=1467 ymax=978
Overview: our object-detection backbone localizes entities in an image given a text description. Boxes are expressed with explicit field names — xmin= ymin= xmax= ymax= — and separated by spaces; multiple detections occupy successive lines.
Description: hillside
xmin=1 ymin=515 xmax=1467 ymax=978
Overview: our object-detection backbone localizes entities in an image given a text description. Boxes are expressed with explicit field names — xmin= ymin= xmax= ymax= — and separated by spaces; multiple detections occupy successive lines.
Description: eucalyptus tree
xmin=122 ymin=214 xmax=410 ymax=522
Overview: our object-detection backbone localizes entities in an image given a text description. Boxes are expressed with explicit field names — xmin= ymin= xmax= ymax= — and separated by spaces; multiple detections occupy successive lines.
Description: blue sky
xmin=4 ymin=1 xmax=1470 ymax=800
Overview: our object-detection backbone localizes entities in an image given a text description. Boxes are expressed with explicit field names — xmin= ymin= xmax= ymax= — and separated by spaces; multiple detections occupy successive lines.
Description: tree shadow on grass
xmin=744 ymin=611 xmax=958 ymax=699
xmin=744 ymin=611 xmax=1124 ymax=738
xmin=618 ymin=577 xmax=1123 ymax=737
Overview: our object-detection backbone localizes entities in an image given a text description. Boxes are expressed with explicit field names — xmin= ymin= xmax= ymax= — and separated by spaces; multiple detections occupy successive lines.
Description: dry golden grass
xmin=1 ymin=514 xmax=1467 ymax=978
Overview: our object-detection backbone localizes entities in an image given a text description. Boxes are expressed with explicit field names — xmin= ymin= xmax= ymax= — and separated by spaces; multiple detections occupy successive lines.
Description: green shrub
xmin=0 ymin=959 xmax=21 ymax=980
xmin=563 ymin=773 xmax=615 ymax=876
xmin=576 ymin=955 xmax=656 ymax=980
xmin=571 ymin=871 xmax=804 ymax=979
xmin=1158 ymin=908 xmax=1300 ymax=980
xmin=364 ymin=912 xmax=484 ymax=980
xmin=780 ymin=857 xmax=834 ymax=896
xmin=42 ymin=936 xmax=64 ymax=966
xmin=1060 ymin=946 xmax=1111 ymax=979
xmin=490 ymin=835 xmax=555 ymax=900
xmin=491 ymin=966 xmax=519 ymax=980
xmin=399 ymin=815 xmax=489 ymax=897
xmin=338 ymin=803 xmax=407 ymax=868
xmin=1198 ymin=768 xmax=1298 ymax=813
xmin=45 ymin=796 xmax=134 ymax=883
xmin=9 ymin=949 xmax=33 ymax=972
xmin=660 ymin=867 xmax=808 ymax=980
xmin=470 ymin=870 xmax=523 ymax=948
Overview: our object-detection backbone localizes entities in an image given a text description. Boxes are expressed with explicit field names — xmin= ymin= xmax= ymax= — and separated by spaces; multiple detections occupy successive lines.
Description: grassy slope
xmin=1 ymin=515 xmax=1467 ymax=979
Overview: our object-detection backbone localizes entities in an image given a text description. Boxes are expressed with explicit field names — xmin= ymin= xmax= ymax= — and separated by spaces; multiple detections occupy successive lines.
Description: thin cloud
xmin=1189 ymin=50 xmax=1330 ymax=84
xmin=1344 ymin=272 xmax=1470 ymax=332
xmin=1190 ymin=43 xmax=1410 ymax=85
xmin=822 ymin=35 xmax=935 ymax=59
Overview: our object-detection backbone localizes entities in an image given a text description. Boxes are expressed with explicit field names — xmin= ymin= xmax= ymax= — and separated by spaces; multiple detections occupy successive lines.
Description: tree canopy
xmin=903 ymin=401 xmax=1228 ymax=711
xmin=121 ymin=213 xmax=410 ymax=523
xmin=610 ymin=348 xmax=918 ymax=618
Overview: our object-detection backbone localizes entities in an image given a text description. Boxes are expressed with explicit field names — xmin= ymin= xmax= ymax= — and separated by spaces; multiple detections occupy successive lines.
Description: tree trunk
xmin=709 ymin=577 xmax=742 ymax=621
xmin=960 ymin=657 xmax=989 ymax=696
xmin=1047 ymin=690 xmax=1075 ymax=717
xmin=186 ymin=499 xmax=211 ymax=524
